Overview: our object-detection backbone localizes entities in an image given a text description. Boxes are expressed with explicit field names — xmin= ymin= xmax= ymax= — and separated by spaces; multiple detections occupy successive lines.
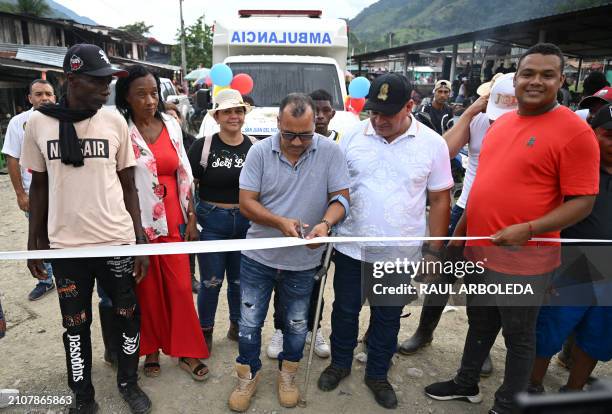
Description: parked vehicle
xmin=197 ymin=9 xmax=359 ymax=139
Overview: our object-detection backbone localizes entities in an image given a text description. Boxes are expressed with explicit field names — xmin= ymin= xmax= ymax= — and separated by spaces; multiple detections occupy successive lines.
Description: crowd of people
xmin=1 ymin=40 xmax=611 ymax=414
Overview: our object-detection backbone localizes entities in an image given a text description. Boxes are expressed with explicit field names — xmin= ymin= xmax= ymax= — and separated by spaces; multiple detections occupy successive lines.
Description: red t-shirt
xmin=466 ymin=105 xmax=600 ymax=275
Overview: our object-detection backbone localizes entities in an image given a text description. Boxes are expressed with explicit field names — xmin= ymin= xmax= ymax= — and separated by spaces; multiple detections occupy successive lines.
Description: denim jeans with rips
xmin=196 ymin=201 xmax=249 ymax=329
xmin=236 ymin=255 xmax=316 ymax=374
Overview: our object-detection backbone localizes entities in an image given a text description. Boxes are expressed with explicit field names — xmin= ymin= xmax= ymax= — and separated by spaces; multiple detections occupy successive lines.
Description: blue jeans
xmin=237 ymin=255 xmax=316 ymax=374
xmin=196 ymin=201 xmax=250 ymax=329
xmin=330 ymin=250 xmax=404 ymax=380
xmin=448 ymin=204 xmax=464 ymax=237
xmin=39 ymin=262 xmax=54 ymax=286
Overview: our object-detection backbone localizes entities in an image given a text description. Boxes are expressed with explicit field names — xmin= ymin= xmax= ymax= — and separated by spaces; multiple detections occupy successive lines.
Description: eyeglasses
xmin=280 ymin=131 xmax=315 ymax=141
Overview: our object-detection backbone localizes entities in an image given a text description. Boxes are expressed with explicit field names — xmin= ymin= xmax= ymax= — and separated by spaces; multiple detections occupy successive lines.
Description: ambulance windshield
xmin=228 ymin=62 xmax=344 ymax=109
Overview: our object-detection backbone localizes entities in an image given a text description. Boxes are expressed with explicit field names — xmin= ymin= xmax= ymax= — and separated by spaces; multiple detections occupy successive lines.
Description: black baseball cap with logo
xmin=364 ymin=73 xmax=412 ymax=115
xmin=63 ymin=43 xmax=128 ymax=77
xmin=591 ymin=103 xmax=612 ymax=129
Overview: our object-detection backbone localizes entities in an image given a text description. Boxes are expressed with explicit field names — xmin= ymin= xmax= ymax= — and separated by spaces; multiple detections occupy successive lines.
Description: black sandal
xmin=143 ymin=352 xmax=161 ymax=377
xmin=144 ymin=362 xmax=160 ymax=377
xmin=179 ymin=357 xmax=209 ymax=381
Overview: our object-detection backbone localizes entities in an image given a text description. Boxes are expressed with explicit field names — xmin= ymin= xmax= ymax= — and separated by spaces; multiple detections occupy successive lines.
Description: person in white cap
xmin=399 ymin=72 xmax=518 ymax=374
xmin=418 ymin=79 xmax=454 ymax=135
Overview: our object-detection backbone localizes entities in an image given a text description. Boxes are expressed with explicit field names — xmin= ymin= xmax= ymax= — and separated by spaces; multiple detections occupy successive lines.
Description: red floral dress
xmin=135 ymin=126 xmax=208 ymax=358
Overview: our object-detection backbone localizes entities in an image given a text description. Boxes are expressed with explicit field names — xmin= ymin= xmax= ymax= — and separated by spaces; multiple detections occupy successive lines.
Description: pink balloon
xmin=204 ymin=76 xmax=212 ymax=87
xmin=231 ymin=73 xmax=254 ymax=95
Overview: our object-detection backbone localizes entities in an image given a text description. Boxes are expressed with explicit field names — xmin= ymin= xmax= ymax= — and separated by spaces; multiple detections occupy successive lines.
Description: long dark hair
xmin=115 ymin=64 xmax=164 ymax=121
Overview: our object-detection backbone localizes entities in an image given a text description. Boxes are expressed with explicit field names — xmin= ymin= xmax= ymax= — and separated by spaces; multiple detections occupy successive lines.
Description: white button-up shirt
xmin=335 ymin=114 xmax=453 ymax=263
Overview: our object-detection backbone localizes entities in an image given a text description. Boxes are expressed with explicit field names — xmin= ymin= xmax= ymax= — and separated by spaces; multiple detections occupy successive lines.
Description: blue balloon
xmin=210 ymin=63 xmax=233 ymax=87
xmin=348 ymin=76 xmax=371 ymax=99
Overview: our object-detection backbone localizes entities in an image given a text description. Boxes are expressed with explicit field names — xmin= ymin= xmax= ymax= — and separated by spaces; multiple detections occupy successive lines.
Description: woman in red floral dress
xmin=116 ymin=65 xmax=209 ymax=381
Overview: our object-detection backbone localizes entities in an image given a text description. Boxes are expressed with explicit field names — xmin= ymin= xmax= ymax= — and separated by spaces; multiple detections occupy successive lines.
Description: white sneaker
xmin=267 ymin=329 xmax=284 ymax=359
xmin=306 ymin=330 xmax=330 ymax=358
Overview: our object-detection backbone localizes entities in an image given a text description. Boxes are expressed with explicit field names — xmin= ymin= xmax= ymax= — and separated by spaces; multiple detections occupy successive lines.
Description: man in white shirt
xmin=317 ymin=73 xmax=453 ymax=409
xmin=1 ymin=79 xmax=56 ymax=301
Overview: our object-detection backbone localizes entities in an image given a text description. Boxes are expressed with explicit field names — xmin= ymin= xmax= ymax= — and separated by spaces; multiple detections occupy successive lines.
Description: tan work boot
xmin=228 ymin=363 xmax=260 ymax=412
xmin=277 ymin=360 xmax=300 ymax=408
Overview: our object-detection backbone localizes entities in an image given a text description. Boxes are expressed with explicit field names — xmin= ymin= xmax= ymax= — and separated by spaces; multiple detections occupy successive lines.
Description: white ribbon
xmin=0 ymin=236 xmax=611 ymax=261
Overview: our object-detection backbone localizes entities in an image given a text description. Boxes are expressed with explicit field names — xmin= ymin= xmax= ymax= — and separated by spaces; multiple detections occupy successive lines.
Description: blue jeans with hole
xmin=196 ymin=201 xmax=249 ymax=329
xmin=448 ymin=204 xmax=465 ymax=238
xmin=237 ymin=255 xmax=316 ymax=374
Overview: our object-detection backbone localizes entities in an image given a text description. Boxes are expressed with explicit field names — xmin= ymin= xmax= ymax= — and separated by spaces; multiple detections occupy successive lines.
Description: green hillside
xmin=349 ymin=0 xmax=610 ymax=53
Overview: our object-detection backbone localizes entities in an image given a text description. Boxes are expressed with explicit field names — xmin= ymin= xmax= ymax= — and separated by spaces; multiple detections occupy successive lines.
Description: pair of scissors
xmin=297 ymin=219 xmax=306 ymax=239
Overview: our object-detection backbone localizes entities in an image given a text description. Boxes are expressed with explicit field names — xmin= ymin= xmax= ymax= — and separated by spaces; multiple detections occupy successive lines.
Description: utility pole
xmin=179 ymin=0 xmax=188 ymax=93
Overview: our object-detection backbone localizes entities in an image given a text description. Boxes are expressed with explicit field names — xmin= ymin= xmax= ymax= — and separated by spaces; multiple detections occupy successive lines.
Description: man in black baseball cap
xmin=22 ymin=43 xmax=151 ymax=414
xmin=364 ymin=72 xmax=412 ymax=116
xmin=362 ymin=73 xmax=415 ymax=140
xmin=319 ymin=72 xmax=453 ymax=409
xmin=63 ymin=43 xmax=128 ymax=78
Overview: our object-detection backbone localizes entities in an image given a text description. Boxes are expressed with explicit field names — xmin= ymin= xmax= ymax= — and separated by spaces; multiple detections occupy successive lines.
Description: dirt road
xmin=0 ymin=174 xmax=609 ymax=414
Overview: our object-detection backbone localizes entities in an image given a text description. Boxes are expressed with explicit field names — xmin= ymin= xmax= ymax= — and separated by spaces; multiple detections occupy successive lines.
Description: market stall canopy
xmin=352 ymin=3 xmax=612 ymax=61
xmin=185 ymin=67 xmax=210 ymax=81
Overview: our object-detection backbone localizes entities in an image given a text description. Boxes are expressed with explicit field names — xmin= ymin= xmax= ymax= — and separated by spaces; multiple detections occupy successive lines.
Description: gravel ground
xmin=0 ymin=174 xmax=609 ymax=414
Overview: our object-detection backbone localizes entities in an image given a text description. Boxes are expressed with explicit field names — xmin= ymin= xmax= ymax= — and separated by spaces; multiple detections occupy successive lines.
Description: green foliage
xmin=118 ymin=21 xmax=153 ymax=36
xmin=170 ymin=15 xmax=212 ymax=70
xmin=2 ymin=0 xmax=51 ymax=16
xmin=350 ymin=0 xmax=609 ymax=54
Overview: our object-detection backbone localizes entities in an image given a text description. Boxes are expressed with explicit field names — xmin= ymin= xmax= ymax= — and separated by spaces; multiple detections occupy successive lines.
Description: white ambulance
xmin=197 ymin=10 xmax=359 ymax=139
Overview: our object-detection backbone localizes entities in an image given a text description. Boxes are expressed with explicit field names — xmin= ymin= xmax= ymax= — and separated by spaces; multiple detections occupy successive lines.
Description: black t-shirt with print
xmin=421 ymin=104 xmax=453 ymax=135
xmin=187 ymin=133 xmax=252 ymax=204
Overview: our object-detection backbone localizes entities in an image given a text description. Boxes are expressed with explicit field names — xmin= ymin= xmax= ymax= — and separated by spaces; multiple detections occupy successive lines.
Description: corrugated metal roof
xmin=0 ymin=43 xmax=66 ymax=68
xmin=352 ymin=3 xmax=612 ymax=60
xmin=0 ymin=57 xmax=64 ymax=73
xmin=0 ymin=42 xmax=67 ymax=54
xmin=110 ymin=56 xmax=181 ymax=71
xmin=15 ymin=49 xmax=64 ymax=67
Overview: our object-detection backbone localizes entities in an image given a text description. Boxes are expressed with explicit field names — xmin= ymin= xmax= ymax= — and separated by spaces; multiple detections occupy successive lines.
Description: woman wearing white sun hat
xmin=187 ymin=89 xmax=257 ymax=353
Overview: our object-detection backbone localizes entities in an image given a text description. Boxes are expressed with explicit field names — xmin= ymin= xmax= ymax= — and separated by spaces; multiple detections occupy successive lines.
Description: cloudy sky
xmin=55 ymin=0 xmax=378 ymax=44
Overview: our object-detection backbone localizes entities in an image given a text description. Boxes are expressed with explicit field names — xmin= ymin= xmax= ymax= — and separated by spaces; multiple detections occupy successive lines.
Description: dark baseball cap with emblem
xmin=364 ymin=73 xmax=412 ymax=115
xmin=578 ymin=86 xmax=612 ymax=110
xmin=63 ymin=43 xmax=128 ymax=77
xmin=591 ymin=103 xmax=612 ymax=129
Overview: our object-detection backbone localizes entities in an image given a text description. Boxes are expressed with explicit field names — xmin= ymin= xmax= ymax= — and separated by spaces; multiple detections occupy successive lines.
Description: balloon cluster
xmin=207 ymin=63 xmax=254 ymax=98
xmin=345 ymin=76 xmax=370 ymax=115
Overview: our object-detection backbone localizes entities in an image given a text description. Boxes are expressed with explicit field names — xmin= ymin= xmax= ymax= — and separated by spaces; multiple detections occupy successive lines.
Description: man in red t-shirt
xmin=425 ymin=43 xmax=600 ymax=414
